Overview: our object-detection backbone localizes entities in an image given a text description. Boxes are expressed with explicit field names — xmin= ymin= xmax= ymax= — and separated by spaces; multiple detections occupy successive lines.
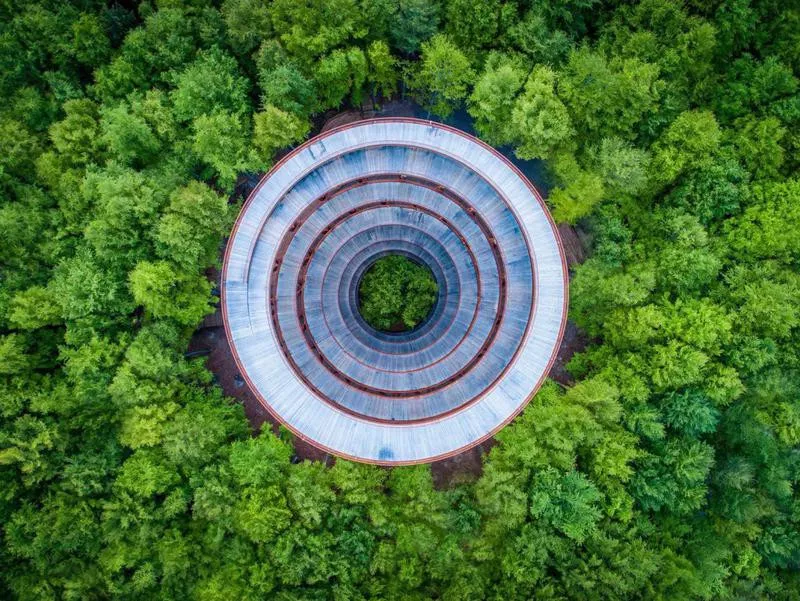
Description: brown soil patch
xmin=430 ymin=439 xmax=495 ymax=489
xmin=558 ymin=223 xmax=587 ymax=267
xmin=548 ymin=321 xmax=591 ymax=387
xmin=321 ymin=109 xmax=376 ymax=132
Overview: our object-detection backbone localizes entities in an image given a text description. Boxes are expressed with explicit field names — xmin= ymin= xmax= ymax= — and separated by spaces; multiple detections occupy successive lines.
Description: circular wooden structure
xmin=222 ymin=119 xmax=568 ymax=464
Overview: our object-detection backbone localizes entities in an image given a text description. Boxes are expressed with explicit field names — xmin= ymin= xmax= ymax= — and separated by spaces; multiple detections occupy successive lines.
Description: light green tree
xmin=155 ymin=181 xmax=230 ymax=270
xmin=594 ymin=137 xmax=650 ymax=196
xmin=8 ymin=286 xmax=62 ymax=330
xmin=559 ymin=47 xmax=662 ymax=141
xmin=270 ymin=0 xmax=367 ymax=62
xmin=650 ymin=110 xmax=721 ymax=189
xmin=129 ymin=260 xmax=214 ymax=326
xmin=192 ymin=111 xmax=265 ymax=190
xmin=100 ymin=103 xmax=161 ymax=166
xmin=221 ymin=0 xmax=273 ymax=54
xmin=170 ymin=47 xmax=251 ymax=122
xmin=314 ymin=47 xmax=368 ymax=109
xmin=253 ymin=105 xmax=310 ymax=160
xmin=413 ymin=34 xmax=474 ymax=118
xmin=468 ymin=54 xmax=526 ymax=146
xmin=511 ymin=66 xmax=574 ymax=160
xmin=547 ymin=152 xmax=604 ymax=223
xmin=366 ymin=40 xmax=398 ymax=100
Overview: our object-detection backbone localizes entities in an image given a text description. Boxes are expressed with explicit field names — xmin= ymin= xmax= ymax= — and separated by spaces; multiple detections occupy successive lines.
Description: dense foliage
xmin=1 ymin=0 xmax=799 ymax=599
xmin=358 ymin=255 xmax=438 ymax=331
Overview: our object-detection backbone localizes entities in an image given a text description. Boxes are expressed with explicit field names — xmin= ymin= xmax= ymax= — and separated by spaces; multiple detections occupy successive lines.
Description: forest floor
xmin=189 ymin=108 xmax=590 ymax=487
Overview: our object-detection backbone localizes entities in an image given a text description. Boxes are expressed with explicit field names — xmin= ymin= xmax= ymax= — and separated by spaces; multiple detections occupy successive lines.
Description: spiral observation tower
xmin=222 ymin=119 xmax=568 ymax=464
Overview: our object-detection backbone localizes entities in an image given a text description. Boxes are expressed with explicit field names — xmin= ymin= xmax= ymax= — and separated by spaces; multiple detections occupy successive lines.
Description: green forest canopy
xmin=1 ymin=0 xmax=799 ymax=599
xmin=358 ymin=255 xmax=438 ymax=331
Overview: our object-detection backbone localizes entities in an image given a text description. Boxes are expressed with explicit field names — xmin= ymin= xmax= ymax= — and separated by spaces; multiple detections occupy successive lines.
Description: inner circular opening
xmin=358 ymin=255 xmax=439 ymax=333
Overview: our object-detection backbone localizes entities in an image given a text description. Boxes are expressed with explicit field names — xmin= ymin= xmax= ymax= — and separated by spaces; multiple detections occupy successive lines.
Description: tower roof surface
xmin=222 ymin=118 xmax=568 ymax=464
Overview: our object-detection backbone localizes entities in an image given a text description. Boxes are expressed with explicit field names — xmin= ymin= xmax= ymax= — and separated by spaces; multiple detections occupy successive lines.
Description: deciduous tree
xmin=412 ymin=34 xmax=473 ymax=118
xmin=129 ymin=260 xmax=213 ymax=326
xmin=468 ymin=54 xmax=525 ymax=146
xmin=511 ymin=66 xmax=574 ymax=160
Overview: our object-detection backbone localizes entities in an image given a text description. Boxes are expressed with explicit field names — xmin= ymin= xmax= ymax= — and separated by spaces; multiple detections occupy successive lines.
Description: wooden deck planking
xmin=222 ymin=119 xmax=567 ymax=464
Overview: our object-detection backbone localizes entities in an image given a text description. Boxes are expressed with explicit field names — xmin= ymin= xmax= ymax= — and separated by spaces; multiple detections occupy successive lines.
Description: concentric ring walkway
xmin=222 ymin=119 xmax=568 ymax=464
